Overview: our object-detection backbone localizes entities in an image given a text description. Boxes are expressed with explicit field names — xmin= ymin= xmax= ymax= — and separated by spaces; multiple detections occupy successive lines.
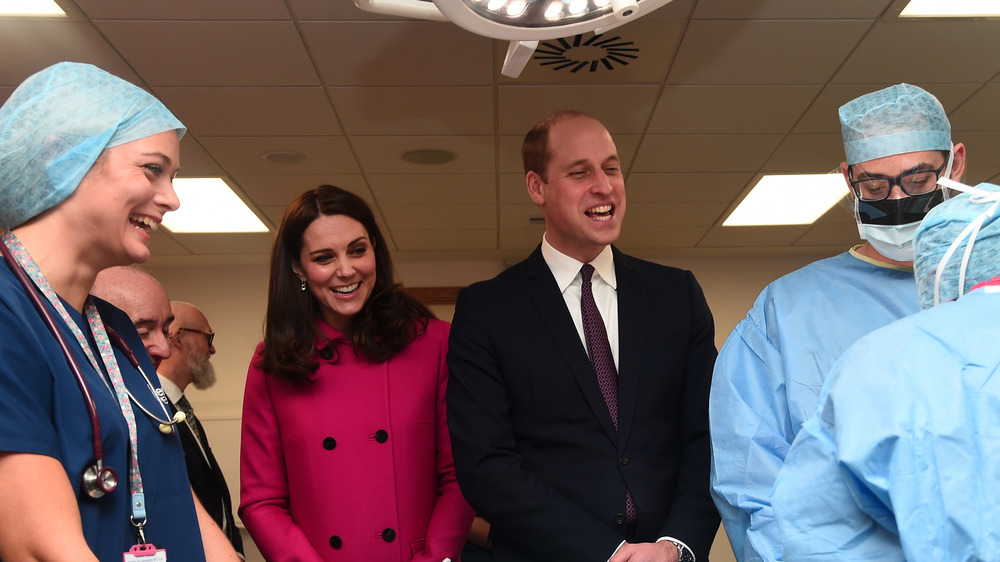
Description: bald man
xmin=91 ymin=266 xmax=173 ymax=369
xmin=159 ymin=301 xmax=244 ymax=558
xmin=91 ymin=270 xmax=244 ymax=557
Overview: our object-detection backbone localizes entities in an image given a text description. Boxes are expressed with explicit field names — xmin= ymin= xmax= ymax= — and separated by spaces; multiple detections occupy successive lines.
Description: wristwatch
xmin=665 ymin=538 xmax=695 ymax=562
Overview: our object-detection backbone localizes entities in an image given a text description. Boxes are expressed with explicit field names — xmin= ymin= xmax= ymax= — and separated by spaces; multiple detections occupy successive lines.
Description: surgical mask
xmin=930 ymin=178 xmax=1000 ymax=306
xmin=854 ymin=147 xmax=955 ymax=261
xmin=862 ymin=222 xmax=920 ymax=261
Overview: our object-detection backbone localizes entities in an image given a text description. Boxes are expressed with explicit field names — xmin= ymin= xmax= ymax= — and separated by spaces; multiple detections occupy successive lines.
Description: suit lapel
xmin=612 ymin=248 xmax=642 ymax=450
xmin=521 ymin=248 xmax=618 ymax=443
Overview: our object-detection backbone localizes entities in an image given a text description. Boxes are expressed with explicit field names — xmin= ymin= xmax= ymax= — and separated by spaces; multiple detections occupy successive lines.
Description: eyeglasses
xmin=176 ymin=327 xmax=214 ymax=347
xmin=848 ymin=162 xmax=947 ymax=202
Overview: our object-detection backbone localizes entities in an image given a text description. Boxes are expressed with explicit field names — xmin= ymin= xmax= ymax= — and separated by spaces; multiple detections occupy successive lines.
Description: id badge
xmin=124 ymin=543 xmax=167 ymax=562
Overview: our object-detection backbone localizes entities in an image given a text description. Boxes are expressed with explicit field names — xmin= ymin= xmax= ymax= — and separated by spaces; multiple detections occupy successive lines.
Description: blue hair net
xmin=840 ymin=83 xmax=951 ymax=165
xmin=0 ymin=62 xmax=186 ymax=229
xmin=914 ymin=182 xmax=1000 ymax=310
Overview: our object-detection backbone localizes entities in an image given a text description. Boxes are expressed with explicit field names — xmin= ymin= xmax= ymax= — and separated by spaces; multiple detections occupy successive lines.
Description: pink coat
xmin=240 ymin=319 xmax=474 ymax=561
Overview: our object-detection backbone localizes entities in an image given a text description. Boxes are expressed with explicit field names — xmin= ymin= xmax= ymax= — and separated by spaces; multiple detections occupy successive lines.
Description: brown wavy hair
xmin=257 ymin=185 xmax=434 ymax=383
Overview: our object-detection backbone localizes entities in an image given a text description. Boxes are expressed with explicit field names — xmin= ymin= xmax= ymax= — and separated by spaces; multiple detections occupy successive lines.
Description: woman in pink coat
xmin=240 ymin=185 xmax=474 ymax=561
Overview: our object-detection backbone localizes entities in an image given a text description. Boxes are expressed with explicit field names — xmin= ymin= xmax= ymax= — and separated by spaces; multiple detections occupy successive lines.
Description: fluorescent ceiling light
xmin=163 ymin=178 xmax=269 ymax=233
xmin=723 ymin=174 xmax=847 ymax=227
xmin=900 ymin=0 xmax=1000 ymax=17
xmin=0 ymin=0 xmax=64 ymax=15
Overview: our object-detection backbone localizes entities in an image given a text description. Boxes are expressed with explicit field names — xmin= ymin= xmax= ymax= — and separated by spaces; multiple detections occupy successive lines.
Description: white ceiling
xmin=3 ymin=0 xmax=1000 ymax=266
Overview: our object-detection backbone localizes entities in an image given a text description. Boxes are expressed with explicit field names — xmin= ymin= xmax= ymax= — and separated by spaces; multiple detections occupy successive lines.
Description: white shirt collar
xmin=157 ymin=374 xmax=184 ymax=404
xmin=540 ymin=232 xmax=617 ymax=292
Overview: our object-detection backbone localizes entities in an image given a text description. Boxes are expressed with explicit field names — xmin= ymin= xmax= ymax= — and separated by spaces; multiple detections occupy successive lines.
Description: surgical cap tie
xmin=932 ymin=178 xmax=1000 ymax=306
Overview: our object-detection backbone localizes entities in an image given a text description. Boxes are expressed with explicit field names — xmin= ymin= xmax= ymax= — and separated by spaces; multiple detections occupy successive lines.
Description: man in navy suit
xmin=447 ymin=111 xmax=720 ymax=562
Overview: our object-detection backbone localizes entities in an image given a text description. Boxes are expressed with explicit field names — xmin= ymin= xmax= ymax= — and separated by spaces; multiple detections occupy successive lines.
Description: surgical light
xmin=354 ymin=0 xmax=673 ymax=77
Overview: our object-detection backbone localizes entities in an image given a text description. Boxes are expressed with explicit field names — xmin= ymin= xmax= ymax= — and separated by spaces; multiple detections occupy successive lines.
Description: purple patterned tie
xmin=580 ymin=264 xmax=637 ymax=523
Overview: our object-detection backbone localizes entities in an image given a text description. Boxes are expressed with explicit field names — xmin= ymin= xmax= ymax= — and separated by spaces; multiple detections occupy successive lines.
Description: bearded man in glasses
xmin=708 ymin=83 xmax=967 ymax=562
xmin=161 ymin=301 xmax=245 ymax=559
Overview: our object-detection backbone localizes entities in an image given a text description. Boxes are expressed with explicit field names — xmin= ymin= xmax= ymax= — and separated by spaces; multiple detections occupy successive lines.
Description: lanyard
xmin=2 ymin=232 xmax=150 ymax=534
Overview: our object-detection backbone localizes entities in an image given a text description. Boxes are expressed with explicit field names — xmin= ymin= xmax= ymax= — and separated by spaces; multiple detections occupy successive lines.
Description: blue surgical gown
xmin=0 ymin=264 xmax=207 ymax=561
xmin=772 ymin=287 xmax=1000 ymax=560
xmin=709 ymin=249 xmax=919 ymax=561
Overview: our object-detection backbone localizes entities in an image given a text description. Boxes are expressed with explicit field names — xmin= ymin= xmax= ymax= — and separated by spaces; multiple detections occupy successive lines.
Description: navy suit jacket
xmin=447 ymin=246 xmax=720 ymax=561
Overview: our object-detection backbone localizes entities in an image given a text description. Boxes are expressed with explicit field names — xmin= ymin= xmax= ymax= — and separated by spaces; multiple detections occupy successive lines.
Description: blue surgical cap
xmin=914 ymin=182 xmax=1000 ymax=310
xmin=840 ymin=83 xmax=951 ymax=165
xmin=0 ymin=62 xmax=186 ymax=229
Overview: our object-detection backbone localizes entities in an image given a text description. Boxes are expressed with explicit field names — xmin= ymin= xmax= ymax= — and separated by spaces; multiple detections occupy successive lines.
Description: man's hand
xmin=609 ymin=541 xmax=679 ymax=562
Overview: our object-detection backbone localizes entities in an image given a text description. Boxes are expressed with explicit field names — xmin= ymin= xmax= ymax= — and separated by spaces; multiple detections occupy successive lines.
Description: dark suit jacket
xmin=446 ymin=246 xmax=720 ymax=561
xmin=176 ymin=402 xmax=245 ymax=556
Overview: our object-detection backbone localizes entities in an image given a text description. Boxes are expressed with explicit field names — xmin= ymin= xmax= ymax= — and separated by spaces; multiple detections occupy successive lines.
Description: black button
xmin=374 ymin=429 xmax=389 ymax=443
xmin=619 ymin=456 xmax=630 ymax=465
xmin=614 ymin=513 xmax=626 ymax=525
xmin=329 ymin=535 xmax=342 ymax=549
xmin=323 ymin=437 xmax=336 ymax=450
xmin=381 ymin=528 xmax=396 ymax=542
xmin=320 ymin=346 xmax=334 ymax=360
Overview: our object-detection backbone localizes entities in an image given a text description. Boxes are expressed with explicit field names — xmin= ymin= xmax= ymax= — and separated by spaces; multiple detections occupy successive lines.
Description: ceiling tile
xmin=74 ymin=0 xmax=290 ymax=19
xmin=762 ymin=133 xmax=844 ymax=173
xmin=667 ymin=20 xmax=871 ymax=85
xmin=793 ymin=83 xmax=982 ymax=134
xmin=288 ymin=0 xmax=402 ymax=21
xmin=164 ymin=232 xmax=277 ymax=255
xmin=329 ymin=86 xmax=493 ymax=135
xmin=500 ymin=173 xmax=530 ymax=205
xmin=692 ymin=0 xmax=892 ymax=19
xmin=0 ymin=20 xmax=137 ymax=87
xmin=626 ymin=202 xmax=726 ymax=227
xmin=176 ymin=137 xmax=227 ymax=176
xmin=698 ymin=225 xmax=811 ymax=247
xmin=949 ymin=84 xmax=1000 ymax=132
xmin=637 ymin=172 xmax=753 ymax=202
xmin=649 ymin=85 xmax=822 ymax=134
xmin=627 ymin=172 xmax=753 ymax=203
xmin=633 ymin=134 xmax=784 ymax=173
xmin=368 ymin=174 xmax=496 ymax=205
xmin=95 ymin=21 xmax=320 ymax=87
xmin=198 ymin=136 xmax=361 ymax=175
xmin=301 ymin=21 xmax=494 ymax=86
xmin=794 ymin=224 xmax=861 ymax=247
xmin=956 ymin=132 xmax=1000 ymax=167
xmin=498 ymin=85 xmax=662 ymax=135
xmin=233 ymin=174 xmax=374 ymax=207
xmin=350 ymin=135 xmax=495 ymax=174
xmin=833 ymin=20 xmax=1000 ymax=84
xmin=157 ymin=87 xmax=342 ymax=136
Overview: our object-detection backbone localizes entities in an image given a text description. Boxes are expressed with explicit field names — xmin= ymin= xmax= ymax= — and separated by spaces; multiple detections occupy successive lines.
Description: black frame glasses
xmin=848 ymin=162 xmax=947 ymax=202
xmin=176 ymin=327 xmax=214 ymax=347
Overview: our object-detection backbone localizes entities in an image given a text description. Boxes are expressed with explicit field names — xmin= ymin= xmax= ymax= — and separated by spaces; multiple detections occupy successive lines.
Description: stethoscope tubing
xmin=0 ymin=241 xmax=106 ymax=465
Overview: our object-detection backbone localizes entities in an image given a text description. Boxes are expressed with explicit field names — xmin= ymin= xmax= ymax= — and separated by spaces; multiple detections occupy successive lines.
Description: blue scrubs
xmin=709 ymin=249 xmax=919 ymax=561
xmin=0 ymin=265 xmax=206 ymax=561
xmin=772 ymin=287 xmax=1000 ymax=560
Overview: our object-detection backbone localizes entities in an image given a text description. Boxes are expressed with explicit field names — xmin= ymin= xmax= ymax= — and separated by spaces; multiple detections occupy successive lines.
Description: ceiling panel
xmin=157 ymin=87 xmax=342 ymax=136
xmin=833 ymin=20 xmax=1000 ymax=85
xmin=666 ymin=20 xmax=871 ymax=85
xmin=300 ymin=21 xmax=494 ymax=86
xmin=648 ymin=85 xmax=823 ymax=134
xmin=329 ymin=86 xmax=494 ymax=135
xmin=96 ymin=21 xmax=320 ymax=87
xmin=691 ymin=0 xmax=892 ymax=19
xmin=2 ymin=1 xmax=999 ymax=266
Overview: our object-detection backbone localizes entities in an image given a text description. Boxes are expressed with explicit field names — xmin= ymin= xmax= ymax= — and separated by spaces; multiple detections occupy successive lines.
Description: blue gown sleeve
xmin=709 ymin=313 xmax=792 ymax=562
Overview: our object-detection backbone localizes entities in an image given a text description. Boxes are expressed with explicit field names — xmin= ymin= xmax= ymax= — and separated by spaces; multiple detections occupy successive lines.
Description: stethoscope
xmin=0 ymin=240 xmax=186 ymax=500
